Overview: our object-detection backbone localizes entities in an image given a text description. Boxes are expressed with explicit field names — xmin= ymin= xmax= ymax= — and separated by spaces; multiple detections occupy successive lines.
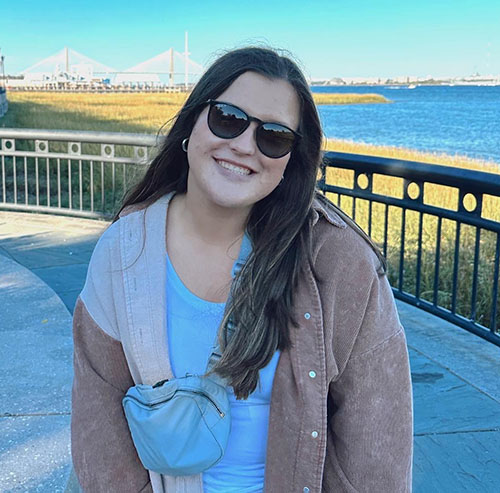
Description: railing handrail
xmin=323 ymin=151 xmax=500 ymax=195
xmin=0 ymin=128 xmax=158 ymax=146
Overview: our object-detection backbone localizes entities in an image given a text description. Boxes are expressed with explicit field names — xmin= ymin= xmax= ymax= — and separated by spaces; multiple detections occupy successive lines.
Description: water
xmin=312 ymin=85 xmax=500 ymax=165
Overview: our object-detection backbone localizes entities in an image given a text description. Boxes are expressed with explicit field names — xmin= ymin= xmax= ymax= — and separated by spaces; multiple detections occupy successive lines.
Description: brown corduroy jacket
xmin=71 ymin=192 xmax=413 ymax=493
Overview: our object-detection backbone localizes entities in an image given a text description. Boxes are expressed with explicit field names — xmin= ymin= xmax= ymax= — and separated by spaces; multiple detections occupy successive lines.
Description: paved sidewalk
xmin=0 ymin=212 xmax=107 ymax=312
xmin=0 ymin=255 xmax=73 ymax=492
xmin=1 ymin=211 xmax=499 ymax=492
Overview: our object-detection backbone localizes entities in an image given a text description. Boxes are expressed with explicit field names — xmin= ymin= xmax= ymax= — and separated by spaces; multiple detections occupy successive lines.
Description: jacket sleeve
xmin=71 ymin=297 xmax=153 ymax=493
xmin=324 ymin=272 xmax=414 ymax=493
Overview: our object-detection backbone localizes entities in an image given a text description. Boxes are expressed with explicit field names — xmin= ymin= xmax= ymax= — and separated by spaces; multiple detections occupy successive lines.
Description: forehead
xmin=216 ymin=71 xmax=300 ymax=130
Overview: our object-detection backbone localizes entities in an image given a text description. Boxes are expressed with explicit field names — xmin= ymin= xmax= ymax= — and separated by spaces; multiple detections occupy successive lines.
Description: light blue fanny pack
xmin=122 ymin=233 xmax=252 ymax=476
xmin=122 ymin=371 xmax=230 ymax=476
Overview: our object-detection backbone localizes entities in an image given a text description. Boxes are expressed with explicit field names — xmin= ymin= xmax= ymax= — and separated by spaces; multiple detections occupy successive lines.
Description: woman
xmin=71 ymin=47 xmax=413 ymax=492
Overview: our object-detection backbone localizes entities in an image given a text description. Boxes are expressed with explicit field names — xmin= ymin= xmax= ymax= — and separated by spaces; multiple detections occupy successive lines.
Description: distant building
xmin=9 ymin=47 xmax=115 ymax=88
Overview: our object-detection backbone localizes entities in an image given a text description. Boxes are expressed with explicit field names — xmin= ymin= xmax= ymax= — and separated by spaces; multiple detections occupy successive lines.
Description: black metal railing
xmin=0 ymin=128 xmax=499 ymax=346
xmin=320 ymin=152 xmax=500 ymax=347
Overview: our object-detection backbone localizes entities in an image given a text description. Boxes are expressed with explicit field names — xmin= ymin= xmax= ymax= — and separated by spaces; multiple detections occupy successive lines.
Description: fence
xmin=0 ymin=128 xmax=155 ymax=218
xmin=320 ymin=153 xmax=500 ymax=346
xmin=1 ymin=128 xmax=499 ymax=346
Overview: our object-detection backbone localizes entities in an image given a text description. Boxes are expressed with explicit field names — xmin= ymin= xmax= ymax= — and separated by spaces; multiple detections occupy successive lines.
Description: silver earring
xmin=181 ymin=138 xmax=189 ymax=152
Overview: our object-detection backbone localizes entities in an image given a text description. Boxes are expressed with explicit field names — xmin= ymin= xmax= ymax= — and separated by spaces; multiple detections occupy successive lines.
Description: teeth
xmin=217 ymin=160 xmax=251 ymax=176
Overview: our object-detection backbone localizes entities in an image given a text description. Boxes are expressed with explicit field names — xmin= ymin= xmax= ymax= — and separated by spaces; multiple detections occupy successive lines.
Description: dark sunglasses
xmin=206 ymin=99 xmax=301 ymax=159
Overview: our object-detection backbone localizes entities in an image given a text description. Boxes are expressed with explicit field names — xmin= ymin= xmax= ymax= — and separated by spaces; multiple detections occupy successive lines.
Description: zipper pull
xmin=152 ymin=379 xmax=169 ymax=388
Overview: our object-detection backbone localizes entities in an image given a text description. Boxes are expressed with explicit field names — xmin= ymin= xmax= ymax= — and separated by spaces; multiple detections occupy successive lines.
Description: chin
xmin=190 ymin=175 xmax=280 ymax=212
xmin=211 ymin=195 xmax=255 ymax=211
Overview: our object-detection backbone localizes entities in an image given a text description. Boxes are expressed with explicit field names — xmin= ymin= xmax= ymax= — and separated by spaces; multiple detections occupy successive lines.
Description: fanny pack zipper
xmin=126 ymin=390 xmax=226 ymax=417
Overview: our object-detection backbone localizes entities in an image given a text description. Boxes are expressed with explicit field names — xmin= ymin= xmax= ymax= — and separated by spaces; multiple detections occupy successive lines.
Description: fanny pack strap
xmin=205 ymin=231 xmax=252 ymax=379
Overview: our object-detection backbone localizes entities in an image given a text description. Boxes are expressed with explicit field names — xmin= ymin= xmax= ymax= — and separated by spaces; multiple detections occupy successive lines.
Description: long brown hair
xmin=117 ymin=47 xmax=322 ymax=398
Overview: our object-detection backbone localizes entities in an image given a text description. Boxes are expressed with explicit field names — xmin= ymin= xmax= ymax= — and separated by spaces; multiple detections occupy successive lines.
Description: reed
xmin=313 ymin=92 xmax=390 ymax=105
xmin=1 ymin=92 xmax=188 ymax=133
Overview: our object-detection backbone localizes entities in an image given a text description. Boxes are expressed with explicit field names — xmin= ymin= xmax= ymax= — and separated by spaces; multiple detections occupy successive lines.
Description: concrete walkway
xmin=1 ymin=211 xmax=499 ymax=492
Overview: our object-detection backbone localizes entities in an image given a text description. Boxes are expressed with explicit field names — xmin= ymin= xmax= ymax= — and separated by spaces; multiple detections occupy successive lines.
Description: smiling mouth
xmin=216 ymin=159 xmax=252 ymax=176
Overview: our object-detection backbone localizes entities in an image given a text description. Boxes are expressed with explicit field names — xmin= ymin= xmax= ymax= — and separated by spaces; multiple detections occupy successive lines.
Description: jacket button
xmin=309 ymin=371 xmax=316 ymax=378
xmin=311 ymin=431 xmax=318 ymax=438
xmin=304 ymin=312 xmax=311 ymax=320
xmin=303 ymin=488 xmax=310 ymax=493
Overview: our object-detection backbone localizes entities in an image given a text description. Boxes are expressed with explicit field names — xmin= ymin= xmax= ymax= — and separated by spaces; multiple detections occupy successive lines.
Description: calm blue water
xmin=311 ymin=85 xmax=500 ymax=164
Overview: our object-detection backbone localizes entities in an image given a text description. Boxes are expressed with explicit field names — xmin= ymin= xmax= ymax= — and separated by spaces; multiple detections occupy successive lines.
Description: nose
xmin=228 ymin=123 xmax=257 ymax=156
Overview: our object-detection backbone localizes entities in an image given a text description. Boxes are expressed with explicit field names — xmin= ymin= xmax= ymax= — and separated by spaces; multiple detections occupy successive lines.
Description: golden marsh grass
xmin=2 ymin=91 xmax=499 ymax=331
xmin=313 ymin=92 xmax=389 ymax=105
xmin=1 ymin=92 xmax=189 ymax=133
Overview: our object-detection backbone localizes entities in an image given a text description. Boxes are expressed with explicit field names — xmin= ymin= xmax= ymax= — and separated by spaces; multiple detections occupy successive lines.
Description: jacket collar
xmin=311 ymin=195 xmax=347 ymax=229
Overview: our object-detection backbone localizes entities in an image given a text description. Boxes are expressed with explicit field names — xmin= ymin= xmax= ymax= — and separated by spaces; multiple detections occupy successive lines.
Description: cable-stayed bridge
xmin=10 ymin=45 xmax=203 ymax=91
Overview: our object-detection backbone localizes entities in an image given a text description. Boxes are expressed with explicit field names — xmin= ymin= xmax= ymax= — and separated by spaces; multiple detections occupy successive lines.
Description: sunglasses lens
xmin=257 ymin=123 xmax=296 ymax=158
xmin=207 ymin=101 xmax=298 ymax=159
xmin=208 ymin=103 xmax=248 ymax=139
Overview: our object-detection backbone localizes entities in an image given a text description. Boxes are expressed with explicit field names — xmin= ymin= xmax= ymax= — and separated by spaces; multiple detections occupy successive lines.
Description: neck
xmin=173 ymin=192 xmax=250 ymax=247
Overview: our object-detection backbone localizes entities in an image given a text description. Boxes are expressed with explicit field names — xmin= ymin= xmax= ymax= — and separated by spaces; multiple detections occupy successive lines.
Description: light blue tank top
xmin=166 ymin=243 xmax=280 ymax=493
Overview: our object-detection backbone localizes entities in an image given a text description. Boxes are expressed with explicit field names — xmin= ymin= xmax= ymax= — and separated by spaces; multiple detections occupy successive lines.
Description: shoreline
xmin=322 ymin=138 xmax=500 ymax=173
xmin=311 ymin=82 xmax=500 ymax=88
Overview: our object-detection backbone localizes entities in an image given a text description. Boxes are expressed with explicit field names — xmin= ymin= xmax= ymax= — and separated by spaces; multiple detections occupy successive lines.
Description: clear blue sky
xmin=1 ymin=0 xmax=499 ymax=78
